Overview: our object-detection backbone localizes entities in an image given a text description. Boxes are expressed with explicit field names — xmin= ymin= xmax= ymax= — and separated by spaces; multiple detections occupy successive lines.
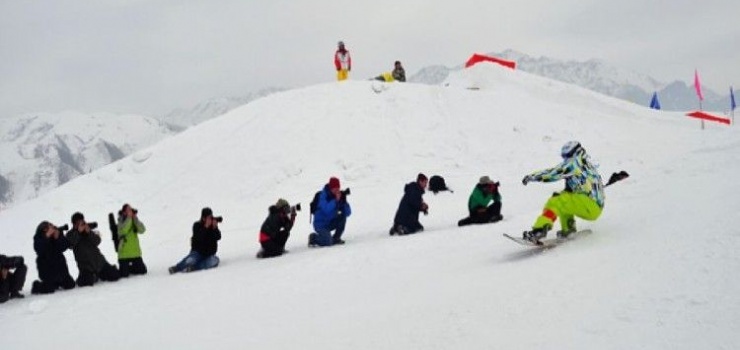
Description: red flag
xmin=694 ymin=69 xmax=704 ymax=101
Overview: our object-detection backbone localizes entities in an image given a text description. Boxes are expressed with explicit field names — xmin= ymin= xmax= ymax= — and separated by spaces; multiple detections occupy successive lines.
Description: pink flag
xmin=694 ymin=69 xmax=704 ymax=101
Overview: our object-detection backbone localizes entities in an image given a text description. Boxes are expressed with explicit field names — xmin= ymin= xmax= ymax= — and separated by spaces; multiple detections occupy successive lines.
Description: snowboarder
xmin=457 ymin=176 xmax=503 ymax=226
xmin=520 ymin=141 xmax=604 ymax=243
xmin=67 ymin=212 xmax=120 ymax=286
xmin=309 ymin=177 xmax=352 ymax=247
xmin=116 ymin=204 xmax=148 ymax=277
xmin=257 ymin=199 xmax=297 ymax=258
xmin=334 ymin=41 xmax=351 ymax=81
xmin=389 ymin=173 xmax=428 ymax=235
xmin=169 ymin=207 xmax=222 ymax=273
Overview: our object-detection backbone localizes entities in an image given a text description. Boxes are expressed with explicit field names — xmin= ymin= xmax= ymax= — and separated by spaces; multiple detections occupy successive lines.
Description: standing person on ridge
xmin=334 ymin=41 xmax=351 ymax=81
xmin=389 ymin=173 xmax=428 ymax=235
xmin=521 ymin=141 xmax=605 ymax=243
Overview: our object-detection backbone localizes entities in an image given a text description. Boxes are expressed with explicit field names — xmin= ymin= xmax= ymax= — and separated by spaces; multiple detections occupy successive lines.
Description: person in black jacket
xmin=169 ymin=207 xmax=222 ymax=274
xmin=257 ymin=199 xmax=297 ymax=259
xmin=389 ymin=173 xmax=429 ymax=235
xmin=0 ymin=253 xmax=27 ymax=302
xmin=31 ymin=221 xmax=76 ymax=294
xmin=66 ymin=212 xmax=120 ymax=287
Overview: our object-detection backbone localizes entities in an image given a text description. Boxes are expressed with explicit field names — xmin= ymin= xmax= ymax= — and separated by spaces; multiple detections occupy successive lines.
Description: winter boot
xmin=556 ymin=218 xmax=577 ymax=238
xmin=308 ymin=233 xmax=319 ymax=247
xmin=523 ymin=225 xmax=550 ymax=243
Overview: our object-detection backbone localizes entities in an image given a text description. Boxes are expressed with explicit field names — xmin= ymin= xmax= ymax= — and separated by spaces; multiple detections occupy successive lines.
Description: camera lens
xmin=295 ymin=203 xmax=302 ymax=211
xmin=214 ymin=216 xmax=223 ymax=223
xmin=88 ymin=222 xmax=98 ymax=229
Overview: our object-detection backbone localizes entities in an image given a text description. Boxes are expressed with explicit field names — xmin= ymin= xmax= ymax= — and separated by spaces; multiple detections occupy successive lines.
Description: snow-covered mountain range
xmin=0 ymin=112 xmax=175 ymax=208
xmin=410 ymin=49 xmax=731 ymax=112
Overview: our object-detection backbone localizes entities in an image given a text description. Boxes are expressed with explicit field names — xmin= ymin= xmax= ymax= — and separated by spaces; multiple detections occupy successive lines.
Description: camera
xmin=0 ymin=255 xmax=24 ymax=269
xmin=58 ymin=224 xmax=70 ymax=232
xmin=213 ymin=216 xmax=223 ymax=223
xmin=341 ymin=188 xmax=351 ymax=196
xmin=291 ymin=203 xmax=301 ymax=212
xmin=133 ymin=208 xmax=138 ymax=215
xmin=88 ymin=222 xmax=98 ymax=230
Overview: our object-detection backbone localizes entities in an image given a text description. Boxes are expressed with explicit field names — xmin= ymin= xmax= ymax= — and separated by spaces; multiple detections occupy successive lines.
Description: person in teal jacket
xmin=117 ymin=204 xmax=147 ymax=277
xmin=521 ymin=141 xmax=604 ymax=242
xmin=457 ymin=176 xmax=503 ymax=226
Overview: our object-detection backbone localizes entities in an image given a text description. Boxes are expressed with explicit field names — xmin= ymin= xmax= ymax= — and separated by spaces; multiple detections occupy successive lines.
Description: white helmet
xmin=561 ymin=141 xmax=583 ymax=159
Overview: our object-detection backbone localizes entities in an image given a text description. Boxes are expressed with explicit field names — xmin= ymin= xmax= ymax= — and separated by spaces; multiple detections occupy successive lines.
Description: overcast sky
xmin=1 ymin=0 xmax=738 ymax=117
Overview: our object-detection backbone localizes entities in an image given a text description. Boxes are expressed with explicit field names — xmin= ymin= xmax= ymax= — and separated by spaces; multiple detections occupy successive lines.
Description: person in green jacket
xmin=457 ymin=176 xmax=503 ymax=226
xmin=117 ymin=204 xmax=147 ymax=277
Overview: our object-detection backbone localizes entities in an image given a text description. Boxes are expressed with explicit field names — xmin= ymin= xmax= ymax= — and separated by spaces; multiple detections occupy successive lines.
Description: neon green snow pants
xmin=533 ymin=192 xmax=603 ymax=231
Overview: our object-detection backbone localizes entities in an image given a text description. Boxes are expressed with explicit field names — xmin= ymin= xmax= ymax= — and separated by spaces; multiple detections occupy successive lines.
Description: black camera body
xmin=341 ymin=188 xmax=351 ymax=196
xmin=292 ymin=203 xmax=301 ymax=212
xmin=213 ymin=216 xmax=223 ymax=223
xmin=0 ymin=255 xmax=24 ymax=269
xmin=58 ymin=224 xmax=70 ymax=232
xmin=88 ymin=222 xmax=98 ymax=230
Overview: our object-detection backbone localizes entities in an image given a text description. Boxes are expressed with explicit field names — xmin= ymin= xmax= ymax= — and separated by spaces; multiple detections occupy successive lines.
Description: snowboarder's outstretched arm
xmin=522 ymin=160 xmax=576 ymax=185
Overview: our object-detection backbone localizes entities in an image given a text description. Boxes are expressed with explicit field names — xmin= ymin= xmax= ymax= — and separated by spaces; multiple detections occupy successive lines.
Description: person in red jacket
xmin=334 ymin=41 xmax=351 ymax=81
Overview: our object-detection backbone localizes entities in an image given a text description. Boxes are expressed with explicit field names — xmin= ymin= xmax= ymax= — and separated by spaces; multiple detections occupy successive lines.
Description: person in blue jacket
xmin=309 ymin=177 xmax=352 ymax=247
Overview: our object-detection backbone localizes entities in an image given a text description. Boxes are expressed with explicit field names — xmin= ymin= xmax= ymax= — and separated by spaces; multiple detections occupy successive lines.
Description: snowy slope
xmin=0 ymin=112 xmax=174 ymax=208
xmin=1 ymin=64 xmax=738 ymax=350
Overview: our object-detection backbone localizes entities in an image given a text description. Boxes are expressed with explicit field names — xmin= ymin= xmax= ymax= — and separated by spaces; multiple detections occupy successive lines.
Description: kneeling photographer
xmin=257 ymin=199 xmax=298 ymax=258
xmin=32 ymin=221 xmax=76 ymax=294
xmin=67 ymin=212 xmax=120 ymax=287
xmin=116 ymin=204 xmax=148 ymax=278
xmin=169 ymin=207 xmax=222 ymax=274
xmin=0 ymin=253 xmax=27 ymax=303
xmin=309 ymin=177 xmax=352 ymax=247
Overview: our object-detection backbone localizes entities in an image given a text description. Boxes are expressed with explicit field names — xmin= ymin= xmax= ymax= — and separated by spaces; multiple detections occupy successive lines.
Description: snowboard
xmin=503 ymin=229 xmax=592 ymax=247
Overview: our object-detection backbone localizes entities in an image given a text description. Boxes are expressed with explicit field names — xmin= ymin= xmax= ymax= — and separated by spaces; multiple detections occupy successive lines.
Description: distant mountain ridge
xmin=0 ymin=112 xmax=174 ymax=208
xmin=159 ymin=87 xmax=286 ymax=129
xmin=409 ymin=49 xmax=730 ymax=112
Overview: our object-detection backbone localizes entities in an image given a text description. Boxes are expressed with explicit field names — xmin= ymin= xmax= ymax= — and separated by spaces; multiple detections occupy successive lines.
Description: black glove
xmin=522 ymin=175 xmax=532 ymax=186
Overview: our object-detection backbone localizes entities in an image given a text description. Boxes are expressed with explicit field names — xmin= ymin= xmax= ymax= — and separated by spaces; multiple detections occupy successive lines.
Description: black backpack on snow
xmin=429 ymin=175 xmax=452 ymax=194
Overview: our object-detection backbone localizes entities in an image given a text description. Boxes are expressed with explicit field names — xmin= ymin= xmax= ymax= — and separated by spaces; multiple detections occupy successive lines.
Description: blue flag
xmin=649 ymin=92 xmax=661 ymax=110
xmin=732 ymin=86 xmax=736 ymax=111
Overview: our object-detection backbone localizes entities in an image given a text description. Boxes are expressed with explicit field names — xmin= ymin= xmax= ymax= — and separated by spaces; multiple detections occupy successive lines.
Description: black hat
xmin=71 ymin=212 xmax=85 ymax=224
xmin=417 ymin=173 xmax=428 ymax=182
xmin=201 ymin=207 xmax=213 ymax=219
